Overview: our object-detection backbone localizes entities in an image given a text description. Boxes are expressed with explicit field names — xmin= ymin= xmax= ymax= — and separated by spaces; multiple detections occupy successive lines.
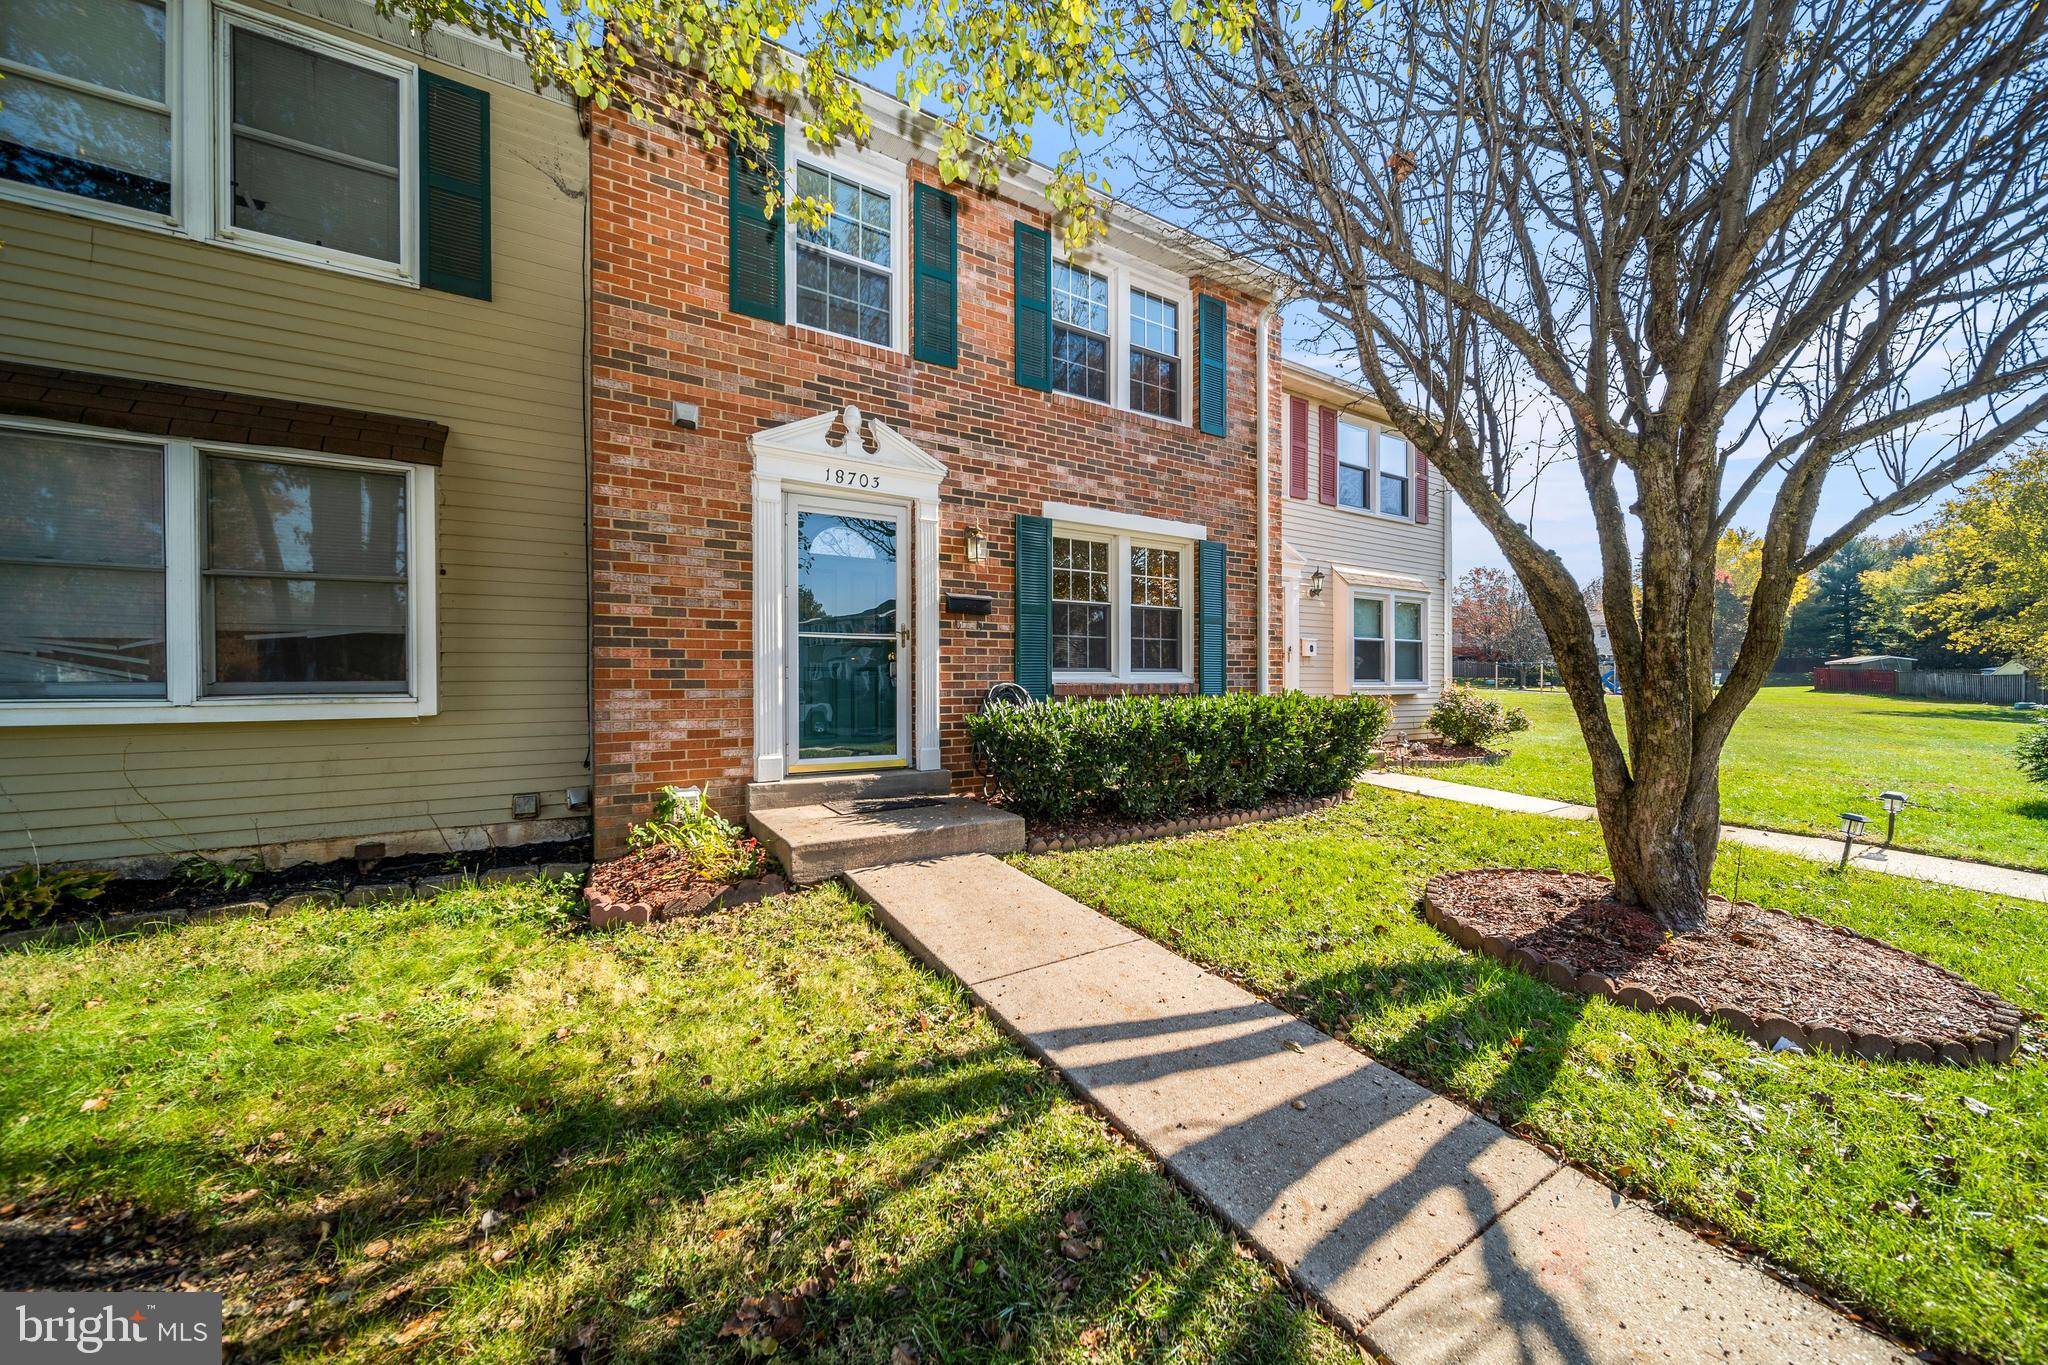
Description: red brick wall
xmin=589 ymin=104 xmax=1284 ymax=853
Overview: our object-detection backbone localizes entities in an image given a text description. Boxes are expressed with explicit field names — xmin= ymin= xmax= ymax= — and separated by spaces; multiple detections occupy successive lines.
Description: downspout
xmin=1255 ymin=299 xmax=1279 ymax=695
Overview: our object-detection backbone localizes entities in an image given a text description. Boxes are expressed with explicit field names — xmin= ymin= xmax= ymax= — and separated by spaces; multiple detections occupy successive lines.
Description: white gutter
xmin=1255 ymin=301 xmax=1279 ymax=694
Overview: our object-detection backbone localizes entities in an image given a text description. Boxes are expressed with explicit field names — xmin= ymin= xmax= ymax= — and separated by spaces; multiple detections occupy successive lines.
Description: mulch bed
xmin=1374 ymin=734 xmax=1501 ymax=768
xmin=1023 ymin=793 xmax=1348 ymax=855
xmin=584 ymin=844 xmax=787 ymax=928
xmin=1423 ymin=868 xmax=2028 ymax=1065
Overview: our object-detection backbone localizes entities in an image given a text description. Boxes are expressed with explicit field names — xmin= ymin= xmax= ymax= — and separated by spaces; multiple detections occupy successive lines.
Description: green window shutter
xmin=728 ymin=121 xmax=785 ymax=323
xmin=1013 ymin=222 xmax=1052 ymax=391
xmin=1014 ymin=513 xmax=1053 ymax=700
xmin=1197 ymin=293 xmax=1227 ymax=435
xmin=1198 ymin=539 xmax=1226 ymax=695
xmin=418 ymin=72 xmax=490 ymax=300
xmin=913 ymin=184 xmax=959 ymax=367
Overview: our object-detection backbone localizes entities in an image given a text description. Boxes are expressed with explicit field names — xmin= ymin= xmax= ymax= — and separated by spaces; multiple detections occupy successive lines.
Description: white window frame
xmin=1348 ymin=588 xmax=1429 ymax=691
xmin=212 ymin=3 xmax=418 ymax=283
xmin=1046 ymin=505 xmax=1200 ymax=685
xmin=1322 ymin=411 xmax=1421 ymax=524
xmin=1049 ymin=244 xmax=1194 ymax=426
xmin=1050 ymin=259 xmax=1114 ymax=405
xmin=0 ymin=0 xmax=186 ymax=233
xmin=1126 ymin=284 xmax=1185 ymax=421
xmin=0 ymin=0 xmax=426 ymax=288
xmin=0 ymin=415 xmax=438 ymax=727
xmin=783 ymin=126 xmax=907 ymax=354
xmin=1335 ymin=414 xmax=1372 ymax=511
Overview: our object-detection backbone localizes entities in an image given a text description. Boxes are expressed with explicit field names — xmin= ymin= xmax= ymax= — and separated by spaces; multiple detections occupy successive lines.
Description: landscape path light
xmin=1879 ymin=790 xmax=1910 ymax=846
xmin=1839 ymin=811 xmax=1869 ymax=869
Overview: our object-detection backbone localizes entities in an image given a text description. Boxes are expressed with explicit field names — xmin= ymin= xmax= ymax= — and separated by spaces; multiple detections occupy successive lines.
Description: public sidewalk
xmin=1362 ymin=771 xmax=2048 ymax=905
xmin=848 ymin=853 xmax=1907 ymax=1365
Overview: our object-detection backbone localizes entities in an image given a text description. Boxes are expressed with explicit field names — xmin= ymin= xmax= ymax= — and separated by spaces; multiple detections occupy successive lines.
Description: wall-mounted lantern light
xmin=964 ymin=525 xmax=987 ymax=562
xmin=1308 ymin=569 xmax=1327 ymax=599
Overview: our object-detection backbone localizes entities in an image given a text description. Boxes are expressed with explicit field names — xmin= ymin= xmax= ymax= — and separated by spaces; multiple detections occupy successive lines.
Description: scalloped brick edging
xmin=585 ymin=873 xmax=790 ymax=928
xmin=1023 ymin=792 xmax=1348 ymax=856
xmin=0 ymin=863 xmax=590 ymax=955
xmin=1421 ymin=868 xmax=2026 ymax=1067
xmin=1377 ymin=751 xmax=1505 ymax=771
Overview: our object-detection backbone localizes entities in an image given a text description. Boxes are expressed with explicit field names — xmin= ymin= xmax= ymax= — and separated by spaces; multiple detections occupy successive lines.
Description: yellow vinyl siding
xmin=0 ymin=7 xmax=589 ymax=867
xmin=1281 ymin=395 xmax=1451 ymax=732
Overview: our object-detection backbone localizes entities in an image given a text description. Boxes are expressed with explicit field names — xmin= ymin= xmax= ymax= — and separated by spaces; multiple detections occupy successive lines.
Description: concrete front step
xmin=747 ymin=796 xmax=1024 ymax=885
xmin=745 ymin=767 xmax=954 ymax=814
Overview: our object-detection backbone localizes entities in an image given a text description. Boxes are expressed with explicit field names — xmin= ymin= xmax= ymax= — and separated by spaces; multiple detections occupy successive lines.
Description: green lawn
xmin=1024 ymin=790 xmax=2048 ymax=1364
xmin=0 ymin=881 xmax=1354 ymax=1363
xmin=1434 ymin=684 xmax=2048 ymax=871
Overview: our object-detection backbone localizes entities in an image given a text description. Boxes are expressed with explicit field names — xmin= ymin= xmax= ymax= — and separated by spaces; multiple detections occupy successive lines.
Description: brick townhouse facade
xmin=587 ymin=81 xmax=1287 ymax=852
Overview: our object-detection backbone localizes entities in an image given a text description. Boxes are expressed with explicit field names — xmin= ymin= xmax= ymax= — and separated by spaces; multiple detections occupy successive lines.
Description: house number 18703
xmin=825 ymin=468 xmax=880 ymax=490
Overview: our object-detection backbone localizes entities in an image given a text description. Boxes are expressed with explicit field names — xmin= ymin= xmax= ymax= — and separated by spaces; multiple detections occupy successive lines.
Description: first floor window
xmin=0 ymin=0 xmax=172 ymax=214
xmin=1129 ymin=545 xmax=1184 ymax=672
xmin=1352 ymin=596 xmax=1385 ymax=684
xmin=227 ymin=21 xmax=404 ymax=263
xmin=1051 ymin=534 xmax=1112 ymax=671
xmin=204 ymin=455 xmax=408 ymax=693
xmin=1128 ymin=288 xmax=1181 ymax=418
xmin=0 ymin=420 xmax=431 ymax=718
xmin=1379 ymin=432 xmax=1411 ymax=518
xmin=0 ymin=429 xmax=167 ymax=698
xmin=1052 ymin=261 xmax=1110 ymax=401
xmin=793 ymin=163 xmax=892 ymax=345
xmin=1393 ymin=598 xmax=1425 ymax=684
xmin=1336 ymin=418 xmax=1371 ymax=510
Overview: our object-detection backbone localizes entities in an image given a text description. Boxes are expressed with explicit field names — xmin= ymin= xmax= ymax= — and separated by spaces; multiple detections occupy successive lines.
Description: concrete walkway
xmin=1362 ymin=771 xmax=2048 ymax=905
xmin=848 ymin=854 xmax=1906 ymax=1364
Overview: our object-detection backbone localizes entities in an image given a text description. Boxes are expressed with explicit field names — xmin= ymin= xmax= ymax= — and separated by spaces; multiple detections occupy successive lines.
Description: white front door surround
xmin=751 ymin=406 xmax=945 ymax=783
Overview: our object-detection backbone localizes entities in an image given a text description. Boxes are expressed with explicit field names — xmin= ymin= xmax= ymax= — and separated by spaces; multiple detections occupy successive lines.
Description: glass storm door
xmin=789 ymin=501 xmax=907 ymax=769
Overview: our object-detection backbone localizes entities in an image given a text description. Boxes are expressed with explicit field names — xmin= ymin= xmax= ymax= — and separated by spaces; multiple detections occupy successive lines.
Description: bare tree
xmin=1122 ymin=0 xmax=2048 ymax=929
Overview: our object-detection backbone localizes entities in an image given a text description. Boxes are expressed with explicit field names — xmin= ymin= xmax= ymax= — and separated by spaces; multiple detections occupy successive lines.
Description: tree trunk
xmin=1593 ymin=738 xmax=1724 ymax=934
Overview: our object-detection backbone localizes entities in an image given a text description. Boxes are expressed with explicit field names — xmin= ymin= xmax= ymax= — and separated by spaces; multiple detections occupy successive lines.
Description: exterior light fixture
xmin=1308 ymin=569 xmax=1327 ymax=598
xmin=1878 ymin=790 xmax=1909 ymax=846
xmin=964 ymin=525 xmax=987 ymax=562
xmin=1838 ymin=811 xmax=1869 ymax=868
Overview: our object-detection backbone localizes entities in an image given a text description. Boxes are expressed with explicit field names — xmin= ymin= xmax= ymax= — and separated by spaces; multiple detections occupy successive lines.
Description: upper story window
xmin=225 ymin=23 xmax=405 ymax=266
xmin=793 ymin=162 xmax=893 ymax=346
xmin=1052 ymin=261 xmax=1111 ymax=402
xmin=1379 ymin=431 xmax=1411 ymax=518
xmin=1336 ymin=417 xmax=1371 ymax=510
xmin=1128 ymin=289 xmax=1181 ymax=419
xmin=0 ymin=0 xmax=173 ymax=215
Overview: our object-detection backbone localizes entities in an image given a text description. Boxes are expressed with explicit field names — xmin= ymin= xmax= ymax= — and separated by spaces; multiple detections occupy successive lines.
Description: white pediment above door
xmin=750 ymin=404 xmax=947 ymax=499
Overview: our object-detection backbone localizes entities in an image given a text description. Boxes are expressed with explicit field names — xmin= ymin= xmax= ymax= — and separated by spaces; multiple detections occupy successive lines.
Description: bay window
xmin=1350 ymin=591 xmax=1428 ymax=688
xmin=1050 ymin=522 xmax=1193 ymax=681
xmin=0 ymin=0 xmax=173 ymax=216
xmin=0 ymin=418 xmax=436 ymax=724
xmin=792 ymin=162 xmax=894 ymax=346
xmin=1052 ymin=261 xmax=1111 ymax=402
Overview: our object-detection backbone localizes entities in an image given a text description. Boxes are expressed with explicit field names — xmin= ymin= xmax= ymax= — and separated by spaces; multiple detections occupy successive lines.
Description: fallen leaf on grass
xmin=79 ymin=1097 xmax=108 ymax=1113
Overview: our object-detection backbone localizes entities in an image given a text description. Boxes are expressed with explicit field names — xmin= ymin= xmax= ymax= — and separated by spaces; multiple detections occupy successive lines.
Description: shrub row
xmin=967 ymin=692 xmax=1389 ymax=823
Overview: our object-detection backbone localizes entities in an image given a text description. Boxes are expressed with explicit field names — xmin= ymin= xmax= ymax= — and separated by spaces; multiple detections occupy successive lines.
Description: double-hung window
xmin=0 ymin=0 xmax=174 ymax=216
xmin=1128 ymin=289 xmax=1181 ymax=419
xmin=1050 ymin=523 xmax=1193 ymax=681
xmin=1350 ymin=592 xmax=1427 ymax=688
xmin=1051 ymin=261 xmax=1111 ymax=402
xmin=223 ymin=19 xmax=408 ymax=269
xmin=1336 ymin=417 xmax=1372 ymax=510
xmin=1378 ymin=432 xmax=1412 ymax=518
xmin=792 ymin=162 xmax=893 ymax=346
xmin=0 ymin=419 xmax=436 ymax=724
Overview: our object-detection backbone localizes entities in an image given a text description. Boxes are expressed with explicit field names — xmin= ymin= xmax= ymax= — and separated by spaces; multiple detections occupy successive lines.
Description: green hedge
xmin=967 ymin=692 xmax=1389 ymax=823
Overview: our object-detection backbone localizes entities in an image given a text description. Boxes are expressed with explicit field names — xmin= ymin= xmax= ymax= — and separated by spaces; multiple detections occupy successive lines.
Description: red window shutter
xmin=1414 ymin=451 xmax=1430 ymax=524
xmin=1287 ymin=395 xmax=1308 ymax=499
xmin=1318 ymin=405 xmax=1338 ymax=506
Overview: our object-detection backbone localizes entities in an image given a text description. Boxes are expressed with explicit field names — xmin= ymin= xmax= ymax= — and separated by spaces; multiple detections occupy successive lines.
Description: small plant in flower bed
xmin=629 ymin=785 xmax=770 ymax=881
xmin=2018 ymin=721 xmax=2048 ymax=785
xmin=969 ymin=691 xmax=1388 ymax=823
xmin=1428 ymin=684 xmax=1532 ymax=749
xmin=1 ymin=863 xmax=114 ymax=928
